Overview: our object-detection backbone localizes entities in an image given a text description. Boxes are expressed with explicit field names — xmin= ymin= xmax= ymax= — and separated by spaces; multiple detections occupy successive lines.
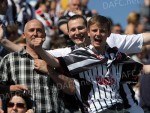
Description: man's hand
xmin=10 ymin=85 xmax=28 ymax=91
xmin=34 ymin=59 xmax=48 ymax=74
xmin=31 ymin=37 xmax=44 ymax=50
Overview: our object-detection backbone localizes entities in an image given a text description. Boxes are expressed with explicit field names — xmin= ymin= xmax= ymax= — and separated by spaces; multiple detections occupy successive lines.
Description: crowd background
xmin=0 ymin=0 xmax=150 ymax=113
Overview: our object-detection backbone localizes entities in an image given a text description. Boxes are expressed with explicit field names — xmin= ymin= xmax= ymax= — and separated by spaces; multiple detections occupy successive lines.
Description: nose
xmin=75 ymin=5 xmax=79 ymax=10
xmin=96 ymin=30 xmax=101 ymax=35
xmin=75 ymin=28 xmax=80 ymax=34
xmin=12 ymin=104 xmax=17 ymax=110
xmin=33 ymin=30 xmax=38 ymax=35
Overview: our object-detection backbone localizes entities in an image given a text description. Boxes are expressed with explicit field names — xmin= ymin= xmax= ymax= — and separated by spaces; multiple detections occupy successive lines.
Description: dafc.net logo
xmin=101 ymin=0 xmax=143 ymax=10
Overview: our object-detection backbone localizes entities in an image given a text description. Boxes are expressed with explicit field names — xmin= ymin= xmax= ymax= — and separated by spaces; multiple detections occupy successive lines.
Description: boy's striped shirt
xmin=58 ymin=45 xmax=143 ymax=113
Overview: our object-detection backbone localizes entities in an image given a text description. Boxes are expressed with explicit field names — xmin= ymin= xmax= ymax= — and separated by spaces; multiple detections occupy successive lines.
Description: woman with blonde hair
xmin=125 ymin=12 xmax=140 ymax=34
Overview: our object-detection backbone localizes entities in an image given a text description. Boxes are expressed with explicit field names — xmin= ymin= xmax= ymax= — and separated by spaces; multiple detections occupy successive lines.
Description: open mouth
xmin=95 ymin=36 xmax=102 ymax=42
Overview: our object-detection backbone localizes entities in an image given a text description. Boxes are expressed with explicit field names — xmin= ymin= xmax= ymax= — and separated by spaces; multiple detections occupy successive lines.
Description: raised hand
xmin=30 ymin=37 xmax=45 ymax=50
xmin=9 ymin=84 xmax=28 ymax=91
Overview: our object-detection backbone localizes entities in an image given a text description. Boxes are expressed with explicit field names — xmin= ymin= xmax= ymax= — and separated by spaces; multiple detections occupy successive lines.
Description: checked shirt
xmin=0 ymin=49 xmax=64 ymax=113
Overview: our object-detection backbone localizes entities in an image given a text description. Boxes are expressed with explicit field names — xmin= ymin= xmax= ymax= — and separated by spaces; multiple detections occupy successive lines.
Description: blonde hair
xmin=127 ymin=12 xmax=140 ymax=24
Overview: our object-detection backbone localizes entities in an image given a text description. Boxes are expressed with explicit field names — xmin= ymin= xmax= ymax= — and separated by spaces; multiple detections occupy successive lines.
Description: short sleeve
xmin=107 ymin=33 xmax=143 ymax=54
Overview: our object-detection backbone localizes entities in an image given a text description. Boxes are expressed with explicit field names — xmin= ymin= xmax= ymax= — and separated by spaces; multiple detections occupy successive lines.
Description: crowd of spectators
xmin=0 ymin=0 xmax=150 ymax=113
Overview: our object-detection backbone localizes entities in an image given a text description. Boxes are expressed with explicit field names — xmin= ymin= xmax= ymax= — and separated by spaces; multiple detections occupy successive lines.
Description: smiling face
xmin=88 ymin=23 xmax=110 ymax=51
xmin=87 ymin=15 xmax=111 ymax=53
xmin=7 ymin=96 xmax=27 ymax=113
xmin=68 ymin=17 xmax=89 ymax=46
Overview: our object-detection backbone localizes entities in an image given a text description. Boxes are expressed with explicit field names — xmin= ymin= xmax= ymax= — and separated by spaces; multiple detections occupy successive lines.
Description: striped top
xmin=58 ymin=45 xmax=143 ymax=113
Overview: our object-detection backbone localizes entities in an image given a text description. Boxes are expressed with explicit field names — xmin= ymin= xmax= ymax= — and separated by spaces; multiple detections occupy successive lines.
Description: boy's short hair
xmin=87 ymin=15 xmax=112 ymax=32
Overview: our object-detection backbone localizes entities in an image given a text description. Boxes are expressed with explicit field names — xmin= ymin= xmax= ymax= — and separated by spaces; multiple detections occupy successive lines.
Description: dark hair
xmin=0 ymin=0 xmax=8 ymax=14
xmin=6 ymin=91 xmax=33 ymax=110
xmin=113 ymin=23 xmax=122 ymax=27
xmin=50 ymin=35 xmax=67 ymax=49
xmin=67 ymin=15 xmax=87 ymax=31
xmin=87 ymin=15 xmax=112 ymax=32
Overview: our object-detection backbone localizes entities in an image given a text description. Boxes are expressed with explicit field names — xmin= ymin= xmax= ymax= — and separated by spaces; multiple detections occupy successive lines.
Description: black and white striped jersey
xmin=74 ymin=63 xmax=123 ymax=113
xmin=47 ymin=34 xmax=143 ymax=112
xmin=58 ymin=45 xmax=143 ymax=113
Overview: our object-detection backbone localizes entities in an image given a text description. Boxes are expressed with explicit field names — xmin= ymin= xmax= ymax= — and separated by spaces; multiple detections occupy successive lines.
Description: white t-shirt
xmin=47 ymin=33 xmax=143 ymax=57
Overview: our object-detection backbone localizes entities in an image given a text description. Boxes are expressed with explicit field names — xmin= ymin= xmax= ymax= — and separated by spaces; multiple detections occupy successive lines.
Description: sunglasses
xmin=7 ymin=102 xmax=26 ymax=109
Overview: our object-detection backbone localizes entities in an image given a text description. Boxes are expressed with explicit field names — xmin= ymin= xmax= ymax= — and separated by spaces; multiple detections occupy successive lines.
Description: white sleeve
xmin=107 ymin=33 xmax=143 ymax=54
xmin=46 ymin=47 xmax=72 ymax=57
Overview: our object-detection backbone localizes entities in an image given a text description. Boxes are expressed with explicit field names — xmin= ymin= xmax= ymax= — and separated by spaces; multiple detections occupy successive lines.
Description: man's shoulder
xmin=1 ymin=49 xmax=24 ymax=60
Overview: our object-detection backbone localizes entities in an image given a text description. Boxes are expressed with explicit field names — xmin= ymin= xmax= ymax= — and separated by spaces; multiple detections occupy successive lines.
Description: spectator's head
xmin=87 ymin=15 xmax=112 ymax=50
xmin=111 ymin=23 xmax=123 ymax=34
xmin=91 ymin=9 xmax=98 ymax=16
xmin=23 ymin=19 xmax=46 ymax=48
xmin=50 ymin=35 xmax=67 ymax=49
xmin=0 ymin=0 xmax=8 ymax=14
xmin=6 ymin=91 xmax=32 ymax=113
xmin=67 ymin=15 xmax=90 ymax=47
xmin=68 ymin=0 xmax=80 ymax=12
xmin=127 ymin=12 xmax=140 ymax=25
xmin=49 ymin=0 xmax=57 ymax=11
xmin=144 ymin=0 xmax=150 ymax=6
xmin=81 ymin=0 xmax=89 ymax=7
xmin=6 ymin=23 xmax=19 ymax=41
xmin=35 ymin=0 xmax=51 ymax=12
